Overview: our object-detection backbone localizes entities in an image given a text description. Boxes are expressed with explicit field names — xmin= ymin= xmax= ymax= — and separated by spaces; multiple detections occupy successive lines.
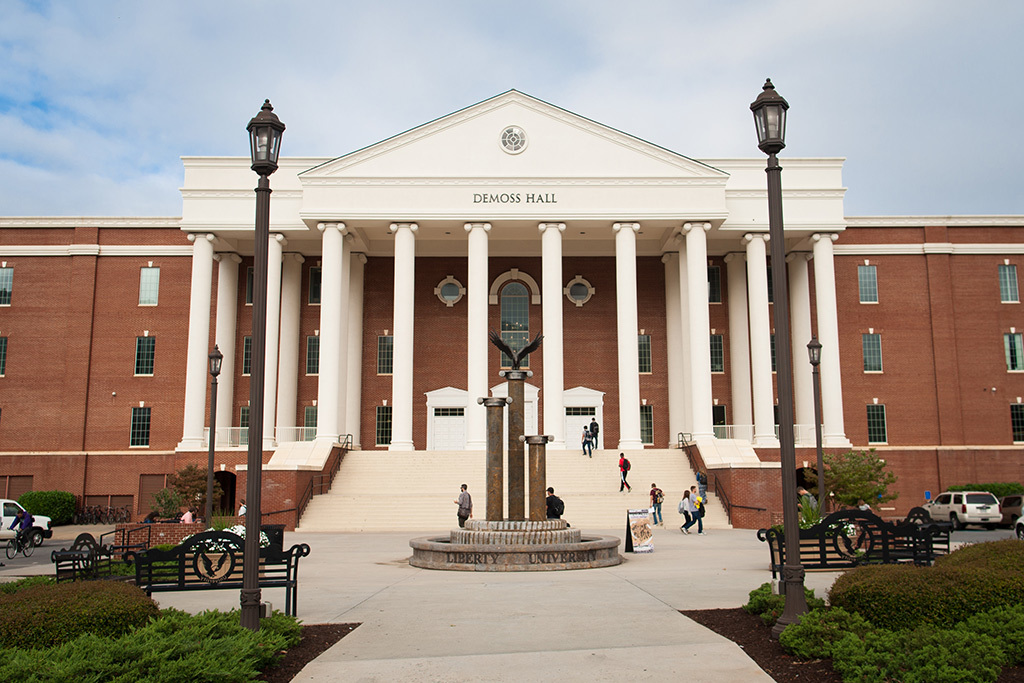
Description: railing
xmin=712 ymin=424 xmax=754 ymax=441
xmin=203 ymin=428 xmax=355 ymax=448
xmin=296 ymin=436 xmax=352 ymax=523
xmin=275 ymin=426 xmax=317 ymax=443
xmin=676 ymin=432 xmax=693 ymax=448
xmin=203 ymin=427 xmax=248 ymax=447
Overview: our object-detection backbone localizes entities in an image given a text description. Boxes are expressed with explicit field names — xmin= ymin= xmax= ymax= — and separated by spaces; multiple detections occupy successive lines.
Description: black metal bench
xmin=126 ymin=530 xmax=311 ymax=617
xmin=51 ymin=532 xmax=133 ymax=583
xmin=757 ymin=506 xmax=952 ymax=579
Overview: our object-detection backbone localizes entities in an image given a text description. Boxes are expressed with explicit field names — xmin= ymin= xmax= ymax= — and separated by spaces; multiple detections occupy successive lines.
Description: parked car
xmin=1000 ymin=495 xmax=1023 ymax=526
xmin=0 ymin=499 xmax=54 ymax=547
xmin=1017 ymin=517 xmax=1024 ymax=540
xmin=924 ymin=491 xmax=1001 ymax=529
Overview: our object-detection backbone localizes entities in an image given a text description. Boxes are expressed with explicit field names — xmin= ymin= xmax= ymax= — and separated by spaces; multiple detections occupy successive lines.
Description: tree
xmin=167 ymin=464 xmax=222 ymax=515
xmin=823 ymin=448 xmax=898 ymax=507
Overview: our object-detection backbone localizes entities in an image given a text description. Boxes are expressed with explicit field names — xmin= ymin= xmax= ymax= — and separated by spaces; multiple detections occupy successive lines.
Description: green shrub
xmin=828 ymin=562 xmax=1024 ymax=630
xmin=0 ymin=580 xmax=159 ymax=649
xmin=18 ymin=490 xmax=76 ymax=525
xmin=832 ymin=625 xmax=1006 ymax=683
xmin=743 ymin=582 xmax=825 ymax=626
xmin=936 ymin=538 xmax=1024 ymax=572
xmin=778 ymin=606 xmax=873 ymax=659
xmin=0 ymin=609 xmax=302 ymax=682
xmin=948 ymin=482 xmax=1024 ymax=498
xmin=0 ymin=576 xmax=55 ymax=595
xmin=958 ymin=604 xmax=1024 ymax=666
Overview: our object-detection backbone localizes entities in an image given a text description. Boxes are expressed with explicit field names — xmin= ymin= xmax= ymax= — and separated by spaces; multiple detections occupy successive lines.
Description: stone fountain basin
xmin=409 ymin=534 xmax=622 ymax=571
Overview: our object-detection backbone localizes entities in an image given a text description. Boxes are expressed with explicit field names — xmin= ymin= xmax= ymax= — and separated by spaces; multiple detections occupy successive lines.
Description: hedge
xmin=17 ymin=490 xmax=76 ymax=525
xmin=947 ymin=482 xmax=1024 ymax=498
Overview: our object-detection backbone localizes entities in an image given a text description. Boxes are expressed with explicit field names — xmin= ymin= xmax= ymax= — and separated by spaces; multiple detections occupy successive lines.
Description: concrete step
xmin=296 ymin=448 xmax=729 ymax=532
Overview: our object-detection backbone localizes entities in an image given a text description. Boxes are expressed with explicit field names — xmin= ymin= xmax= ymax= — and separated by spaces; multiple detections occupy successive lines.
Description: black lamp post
xmin=242 ymin=99 xmax=285 ymax=631
xmin=206 ymin=345 xmax=223 ymax=526
xmin=751 ymin=79 xmax=808 ymax=636
xmin=807 ymin=337 xmax=825 ymax=510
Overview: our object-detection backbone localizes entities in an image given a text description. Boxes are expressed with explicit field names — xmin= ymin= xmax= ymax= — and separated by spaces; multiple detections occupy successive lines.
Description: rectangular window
xmin=866 ymin=404 xmax=887 ymax=443
xmin=139 ymin=267 xmax=160 ymax=306
xmin=0 ymin=336 xmax=6 ymax=376
xmin=434 ymin=407 xmax=465 ymax=417
xmin=306 ymin=336 xmax=320 ymax=375
xmin=1006 ymin=333 xmax=1024 ymax=371
xmin=239 ymin=406 xmax=250 ymax=446
xmin=638 ymin=334 xmax=652 ymax=374
xmin=770 ymin=333 xmax=777 ymax=372
xmin=565 ymin=407 xmax=596 ymax=417
xmin=303 ymin=406 xmax=317 ymax=441
xmin=242 ymin=336 xmax=252 ymax=375
xmin=134 ymin=336 xmax=156 ymax=376
xmin=375 ymin=406 xmax=392 ymax=446
xmin=858 ymin=265 xmax=878 ymax=303
xmin=640 ymin=404 xmax=654 ymax=445
xmin=1012 ymin=405 xmax=1024 ymax=442
xmin=377 ymin=335 xmax=394 ymax=375
xmin=710 ymin=334 xmax=724 ymax=372
xmin=308 ymin=266 xmax=322 ymax=305
xmin=0 ymin=267 xmax=11 ymax=306
xmin=245 ymin=266 xmax=254 ymax=305
xmin=130 ymin=407 xmax=151 ymax=447
xmin=1000 ymin=264 xmax=1019 ymax=303
xmin=767 ymin=266 xmax=774 ymax=304
xmin=707 ymin=266 xmax=722 ymax=304
xmin=862 ymin=333 xmax=882 ymax=372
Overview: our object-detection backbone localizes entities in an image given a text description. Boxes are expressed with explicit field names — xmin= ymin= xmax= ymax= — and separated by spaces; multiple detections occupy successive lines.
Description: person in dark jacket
xmin=546 ymin=487 xmax=564 ymax=519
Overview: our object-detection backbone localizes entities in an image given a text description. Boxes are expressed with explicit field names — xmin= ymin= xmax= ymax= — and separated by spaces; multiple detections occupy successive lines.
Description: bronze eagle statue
xmin=489 ymin=331 xmax=543 ymax=370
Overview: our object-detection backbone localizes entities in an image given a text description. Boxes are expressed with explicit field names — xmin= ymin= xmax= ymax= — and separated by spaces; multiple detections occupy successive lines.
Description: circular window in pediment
xmin=435 ymin=276 xmax=466 ymax=307
xmin=500 ymin=126 xmax=527 ymax=154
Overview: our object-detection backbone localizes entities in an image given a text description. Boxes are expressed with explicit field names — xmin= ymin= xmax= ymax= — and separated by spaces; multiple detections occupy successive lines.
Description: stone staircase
xmin=296 ymin=448 xmax=731 ymax=532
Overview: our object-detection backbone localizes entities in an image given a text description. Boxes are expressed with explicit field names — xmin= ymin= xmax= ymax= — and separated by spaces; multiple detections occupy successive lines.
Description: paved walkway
xmin=125 ymin=525 xmax=842 ymax=682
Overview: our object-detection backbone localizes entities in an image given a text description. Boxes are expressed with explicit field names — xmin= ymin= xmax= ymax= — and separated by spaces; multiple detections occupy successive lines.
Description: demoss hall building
xmin=1 ymin=91 xmax=1021 ymax=529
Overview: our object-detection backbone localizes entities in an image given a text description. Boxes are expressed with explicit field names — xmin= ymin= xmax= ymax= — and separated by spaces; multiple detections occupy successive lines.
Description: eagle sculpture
xmin=489 ymin=331 xmax=543 ymax=370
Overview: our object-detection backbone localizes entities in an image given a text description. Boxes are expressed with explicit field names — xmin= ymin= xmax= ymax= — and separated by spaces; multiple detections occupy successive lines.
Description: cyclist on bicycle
xmin=8 ymin=509 xmax=34 ymax=548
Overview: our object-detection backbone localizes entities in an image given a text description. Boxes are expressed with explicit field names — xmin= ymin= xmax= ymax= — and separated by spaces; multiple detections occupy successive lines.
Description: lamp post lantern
xmin=206 ymin=345 xmax=223 ymax=526
xmin=242 ymin=99 xmax=285 ymax=631
xmin=751 ymin=79 xmax=808 ymax=636
xmin=807 ymin=337 xmax=825 ymax=510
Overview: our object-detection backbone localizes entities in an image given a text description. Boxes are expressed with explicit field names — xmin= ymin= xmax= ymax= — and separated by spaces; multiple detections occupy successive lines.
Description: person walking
xmin=581 ymin=426 xmax=593 ymax=457
xmin=678 ymin=492 xmax=693 ymax=531
xmin=649 ymin=483 xmax=664 ymax=526
xmin=454 ymin=484 xmax=473 ymax=528
xmin=618 ymin=453 xmax=632 ymax=492
xmin=681 ymin=485 xmax=705 ymax=534
xmin=697 ymin=470 xmax=708 ymax=500
xmin=589 ymin=418 xmax=600 ymax=447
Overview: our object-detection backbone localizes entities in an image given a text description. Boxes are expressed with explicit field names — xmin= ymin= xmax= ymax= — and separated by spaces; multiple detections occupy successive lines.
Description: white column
xmin=812 ymin=233 xmax=850 ymax=447
xmin=345 ymin=253 xmax=366 ymax=449
xmin=676 ymin=237 xmax=693 ymax=434
xmin=663 ymin=253 xmax=684 ymax=445
xmin=336 ymin=235 xmax=351 ymax=437
xmin=725 ymin=252 xmax=752 ymax=435
xmin=684 ymin=223 xmax=714 ymax=440
xmin=178 ymin=233 xmax=215 ymax=450
xmin=614 ymin=222 xmax=643 ymax=450
xmin=276 ymin=252 xmax=304 ymax=438
xmin=262 ymin=233 xmax=285 ymax=449
xmin=540 ymin=222 xmax=566 ymax=449
xmin=390 ymin=222 xmax=417 ymax=451
xmin=788 ymin=253 xmax=814 ymax=439
xmin=745 ymin=233 xmax=777 ymax=446
xmin=315 ymin=222 xmax=345 ymax=444
xmin=214 ymin=253 xmax=241 ymax=446
xmin=465 ymin=222 xmax=491 ymax=451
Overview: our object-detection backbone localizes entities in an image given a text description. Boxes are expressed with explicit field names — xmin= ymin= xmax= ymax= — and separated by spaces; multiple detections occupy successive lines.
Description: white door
xmin=432 ymin=408 xmax=466 ymax=450
xmin=565 ymin=408 xmax=596 ymax=450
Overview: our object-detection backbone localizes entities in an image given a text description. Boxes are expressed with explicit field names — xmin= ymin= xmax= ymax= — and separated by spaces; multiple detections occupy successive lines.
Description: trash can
xmin=260 ymin=524 xmax=285 ymax=553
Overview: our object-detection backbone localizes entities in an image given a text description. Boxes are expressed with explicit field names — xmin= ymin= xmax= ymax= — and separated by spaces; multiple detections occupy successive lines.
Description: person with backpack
xmin=681 ymin=485 xmax=707 ymax=535
xmin=618 ymin=453 xmax=632 ymax=492
xmin=649 ymin=483 xmax=665 ymax=526
xmin=678 ymin=492 xmax=693 ymax=531
xmin=589 ymin=418 xmax=600 ymax=447
xmin=546 ymin=487 xmax=565 ymax=520
xmin=581 ymin=426 xmax=593 ymax=457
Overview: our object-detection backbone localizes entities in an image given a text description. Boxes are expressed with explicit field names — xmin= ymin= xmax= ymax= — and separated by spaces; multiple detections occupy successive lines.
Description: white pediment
xmin=300 ymin=90 xmax=727 ymax=182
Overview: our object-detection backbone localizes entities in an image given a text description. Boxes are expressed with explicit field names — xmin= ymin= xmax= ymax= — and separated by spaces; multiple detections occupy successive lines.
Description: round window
xmin=569 ymin=283 xmax=589 ymax=301
xmin=500 ymin=126 xmax=527 ymax=154
xmin=564 ymin=276 xmax=594 ymax=307
xmin=440 ymin=282 xmax=461 ymax=301
xmin=434 ymin=276 xmax=465 ymax=307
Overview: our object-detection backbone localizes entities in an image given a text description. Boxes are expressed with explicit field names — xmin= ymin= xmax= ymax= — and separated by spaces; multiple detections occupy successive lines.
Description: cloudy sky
xmin=1 ymin=1 xmax=1021 ymax=218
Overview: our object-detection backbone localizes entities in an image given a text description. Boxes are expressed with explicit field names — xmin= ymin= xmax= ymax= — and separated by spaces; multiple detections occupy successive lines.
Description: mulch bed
xmin=682 ymin=608 xmax=1024 ymax=683
xmin=258 ymin=623 xmax=359 ymax=683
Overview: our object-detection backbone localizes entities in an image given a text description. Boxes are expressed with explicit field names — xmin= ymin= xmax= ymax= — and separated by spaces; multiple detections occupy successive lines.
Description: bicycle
xmin=5 ymin=532 xmax=35 ymax=559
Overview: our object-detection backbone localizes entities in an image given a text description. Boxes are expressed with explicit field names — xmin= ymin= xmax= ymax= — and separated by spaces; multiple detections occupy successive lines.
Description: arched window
xmin=500 ymin=282 xmax=530 ymax=368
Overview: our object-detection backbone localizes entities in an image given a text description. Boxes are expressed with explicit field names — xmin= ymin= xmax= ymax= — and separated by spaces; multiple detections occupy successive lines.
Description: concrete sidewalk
xmin=138 ymin=526 xmax=843 ymax=682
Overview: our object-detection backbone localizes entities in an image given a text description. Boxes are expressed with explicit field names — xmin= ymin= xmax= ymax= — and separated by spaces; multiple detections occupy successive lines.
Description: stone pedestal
xmin=410 ymin=519 xmax=621 ymax=572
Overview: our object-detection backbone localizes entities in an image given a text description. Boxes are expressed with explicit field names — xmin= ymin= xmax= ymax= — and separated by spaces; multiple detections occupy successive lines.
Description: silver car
xmin=925 ymin=491 xmax=1001 ymax=530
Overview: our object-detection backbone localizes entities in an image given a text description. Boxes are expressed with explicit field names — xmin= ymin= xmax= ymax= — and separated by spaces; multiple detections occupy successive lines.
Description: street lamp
xmin=242 ymin=99 xmax=285 ymax=631
xmin=751 ymin=79 xmax=808 ymax=636
xmin=807 ymin=337 xmax=825 ymax=510
xmin=206 ymin=345 xmax=223 ymax=527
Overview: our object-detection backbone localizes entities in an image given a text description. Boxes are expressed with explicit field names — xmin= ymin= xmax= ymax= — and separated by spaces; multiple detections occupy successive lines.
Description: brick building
xmin=0 ymin=91 xmax=1021 ymax=527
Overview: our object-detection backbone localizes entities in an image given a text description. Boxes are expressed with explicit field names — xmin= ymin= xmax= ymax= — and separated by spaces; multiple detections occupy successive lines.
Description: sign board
xmin=624 ymin=508 xmax=653 ymax=553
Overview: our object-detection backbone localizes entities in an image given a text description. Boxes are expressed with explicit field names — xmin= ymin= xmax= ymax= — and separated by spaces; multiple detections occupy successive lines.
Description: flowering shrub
xmin=181 ymin=525 xmax=269 ymax=553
